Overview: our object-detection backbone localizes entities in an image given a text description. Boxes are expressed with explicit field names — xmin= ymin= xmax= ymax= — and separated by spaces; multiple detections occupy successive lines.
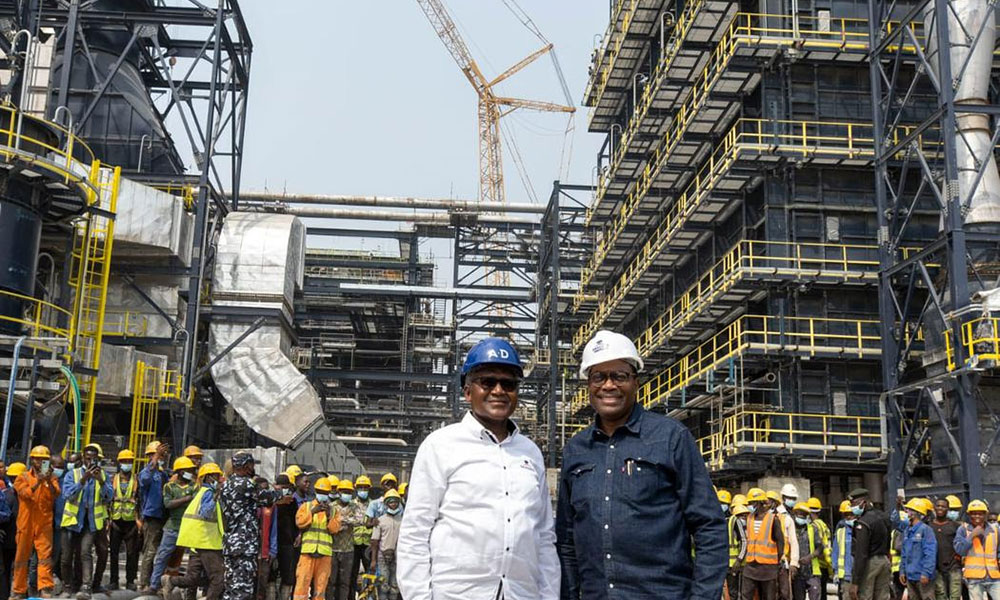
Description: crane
xmin=415 ymin=0 xmax=576 ymax=206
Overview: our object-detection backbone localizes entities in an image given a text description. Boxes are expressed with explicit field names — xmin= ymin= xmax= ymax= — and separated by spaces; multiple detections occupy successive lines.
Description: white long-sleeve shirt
xmin=775 ymin=504 xmax=801 ymax=566
xmin=397 ymin=411 xmax=560 ymax=600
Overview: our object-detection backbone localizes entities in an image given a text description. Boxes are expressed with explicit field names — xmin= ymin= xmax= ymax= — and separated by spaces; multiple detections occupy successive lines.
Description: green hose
xmin=59 ymin=365 xmax=81 ymax=452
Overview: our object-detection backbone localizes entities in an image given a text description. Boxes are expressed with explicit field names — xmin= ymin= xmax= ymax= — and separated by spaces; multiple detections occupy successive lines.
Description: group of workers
xmin=721 ymin=485 xmax=1000 ymax=600
xmin=2 ymin=328 xmax=999 ymax=600
xmin=0 ymin=441 xmax=409 ymax=600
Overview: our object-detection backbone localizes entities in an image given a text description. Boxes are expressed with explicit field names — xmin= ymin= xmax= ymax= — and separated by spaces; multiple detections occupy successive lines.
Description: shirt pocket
xmin=568 ymin=463 xmax=597 ymax=515
xmin=620 ymin=455 xmax=668 ymax=505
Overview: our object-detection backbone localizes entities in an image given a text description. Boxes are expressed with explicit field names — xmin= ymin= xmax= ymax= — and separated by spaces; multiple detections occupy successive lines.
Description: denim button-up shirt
xmin=556 ymin=404 xmax=727 ymax=600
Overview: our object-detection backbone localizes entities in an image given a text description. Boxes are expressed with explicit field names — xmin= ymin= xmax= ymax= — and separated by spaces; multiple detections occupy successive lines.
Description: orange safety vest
xmin=963 ymin=525 xmax=1000 ymax=580
xmin=747 ymin=512 xmax=780 ymax=565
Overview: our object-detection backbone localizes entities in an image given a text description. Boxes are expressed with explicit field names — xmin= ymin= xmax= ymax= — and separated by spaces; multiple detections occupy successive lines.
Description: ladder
xmin=67 ymin=162 xmax=120 ymax=444
xmin=129 ymin=360 xmax=159 ymax=467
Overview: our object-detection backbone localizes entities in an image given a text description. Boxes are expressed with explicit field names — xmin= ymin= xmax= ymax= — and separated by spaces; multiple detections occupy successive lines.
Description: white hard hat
xmin=579 ymin=330 xmax=644 ymax=379
xmin=781 ymin=483 xmax=799 ymax=498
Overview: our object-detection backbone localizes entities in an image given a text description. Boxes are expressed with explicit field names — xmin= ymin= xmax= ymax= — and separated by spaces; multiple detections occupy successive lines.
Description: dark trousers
xmin=277 ymin=544 xmax=299 ymax=587
xmin=793 ymin=571 xmax=821 ymax=600
xmin=256 ymin=557 xmax=272 ymax=600
xmin=63 ymin=528 xmax=105 ymax=591
xmin=906 ymin=579 xmax=936 ymax=600
xmin=109 ymin=520 xmax=139 ymax=587
xmin=0 ymin=543 xmax=14 ymax=600
xmin=742 ymin=576 xmax=779 ymax=600
xmin=172 ymin=550 xmax=225 ymax=600
xmin=349 ymin=544 xmax=369 ymax=597
xmin=727 ymin=571 xmax=742 ymax=600
xmin=91 ymin=527 xmax=109 ymax=590
xmin=327 ymin=551 xmax=353 ymax=600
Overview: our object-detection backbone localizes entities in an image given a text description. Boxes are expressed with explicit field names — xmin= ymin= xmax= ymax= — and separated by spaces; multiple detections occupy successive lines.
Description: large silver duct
xmin=209 ymin=213 xmax=323 ymax=447
xmin=924 ymin=0 xmax=1000 ymax=226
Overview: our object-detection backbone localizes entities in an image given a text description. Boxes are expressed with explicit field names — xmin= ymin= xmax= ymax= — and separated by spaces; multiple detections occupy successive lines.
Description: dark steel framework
xmin=0 ymin=0 xmax=253 ymax=448
xmin=868 ymin=0 xmax=1000 ymax=500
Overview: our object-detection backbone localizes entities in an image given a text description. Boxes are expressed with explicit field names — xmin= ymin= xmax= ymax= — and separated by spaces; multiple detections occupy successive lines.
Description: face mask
xmin=340 ymin=493 xmax=353 ymax=504
xmin=357 ymin=490 xmax=369 ymax=500
xmin=120 ymin=464 xmax=132 ymax=473
xmin=795 ymin=516 xmax=808 ymax=526
xmin=53 ymin=467 xmax=65 ymax=478
xmin=722 ymin=504 xmax=729 ymax=513
xmin=947 ymin=510 xmax=960 ymax=521
xmin=41 ymin=460 xmax=51 ymax=474
xmin=901 ymin=513 xmax=910 ymax=524
xmin=784 ymin=499 xmax=796 ymax=509
xmin=316 ymin=493 xmax=329 ymax=503
xmin=851 ymin=505 xmax=864 ymax=517
xmin=206 ymin=480 xmax=217 ymax=490
xmin=282 ymin=488 xmax=293 ymax=497
xmin=182 ymin=471 xmax=194 ymax=482
xmin=386 ymin=506 xmax=401 ymax=515
xmin=845 ymin=518 xmax=856 ymax=527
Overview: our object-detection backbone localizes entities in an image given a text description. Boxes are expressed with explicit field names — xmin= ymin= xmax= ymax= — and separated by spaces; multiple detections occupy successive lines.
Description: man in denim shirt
xmin=556 ymin=330 xmax=727 ymax=599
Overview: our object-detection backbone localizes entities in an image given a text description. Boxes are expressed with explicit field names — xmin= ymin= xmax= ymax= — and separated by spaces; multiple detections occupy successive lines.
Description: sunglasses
xmin=588 ymin=370 xmax=636 ymax=385
xmin=472 ymin=376 xmax=520 ymax=392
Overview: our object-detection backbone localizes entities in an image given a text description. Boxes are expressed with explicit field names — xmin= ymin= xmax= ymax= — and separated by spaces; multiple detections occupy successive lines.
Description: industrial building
xmin=0 ymin=0 xmax=997 ymax=518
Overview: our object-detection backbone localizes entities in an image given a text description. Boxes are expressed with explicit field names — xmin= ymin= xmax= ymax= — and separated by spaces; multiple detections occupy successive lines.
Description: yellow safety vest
xmin=962 ymin=524 xmax=1000 ymax=580
xmin=728 ymin=515 xmax=744 ymax=568
xmin=803 ymin=523 xmax=822 ymax=576
xmin=111 ymin=473 xmax=137 ymax=521
xmin=834 ymin=526 xmax=850 ymax=579
xmin=814 ymin=518 xmax=833 ymax=574
xmin=61 ymin=467 xmax=107 ymax=530
xmin=177 ymin=487 xmax=223 ymax=551
xmin=301 ymin=501 xmax=335 ymax=557
xmin=890 ymin=529 xmax=901 ymax=573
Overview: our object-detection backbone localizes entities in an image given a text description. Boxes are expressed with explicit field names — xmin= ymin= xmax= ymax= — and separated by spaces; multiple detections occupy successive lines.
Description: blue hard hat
xmin=461 ymin=338 xmax=523 ymax=379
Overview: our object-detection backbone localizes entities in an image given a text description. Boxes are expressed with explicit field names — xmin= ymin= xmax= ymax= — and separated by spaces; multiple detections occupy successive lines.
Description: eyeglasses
xmin=472 ymin=376 xmax=520 ymax=392
xmin=588 ymin=370 xmax=636 ymax=385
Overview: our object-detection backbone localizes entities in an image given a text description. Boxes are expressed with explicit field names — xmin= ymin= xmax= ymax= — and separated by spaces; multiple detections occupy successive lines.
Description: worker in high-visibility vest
xmin=727 ymin=503 xmax=750 ymax=600
xmin=60 ymin=442 xmax=113 ymax=600
xmin=293 ymin=477 xmax=342 ymax=600
xmin=792 ymin=502 xmax=826 ymax=600
xmin=831 ymin=500 xmax=855 ymax=600
xmin=11 ymin=446 xmax=60 ymax=599
xmin=108 ymin=449 xmax=140 ymax=591
xmin=900 ymin=498 xmax=937 ymax=600
xmin=742 ymin=487 xmax=786 ymax=600
xmin=806 ymin=497 xmax=833 ymax=600
xmin=170 ymin=463 xmax=226 ymax=600
xmin=954 ymin=499 xmax=1000 ymax=600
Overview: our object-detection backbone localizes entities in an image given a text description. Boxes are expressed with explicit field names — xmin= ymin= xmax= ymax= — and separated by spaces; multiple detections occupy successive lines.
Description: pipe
xmin=260 ymin=206 xmax=539 ymax=225
xmin=334 ymin=436 xmax=408 ymax=446
xmin=1 ymin=336 xmax=26 ymax=462
xmin=924 ymin=0 xmax=1000 ymax=227
xmin=324 ymin=397 xmax=361 ymax=409
xmin=238 ymin=192 xmax=546 ymax=214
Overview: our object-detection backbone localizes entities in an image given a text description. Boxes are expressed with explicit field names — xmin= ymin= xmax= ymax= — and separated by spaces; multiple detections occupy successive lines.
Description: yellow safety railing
xmin=635 ymin=240 xmax=882 ymax=357
xmin=639 ymin=314 xmax=882 ymax=408
xmin=533 ymin=348 xmax=576 ymax=367
xmin=585 ymin=0 xmax=643 ymax=109
xmin=0 ymin=103 xmax=96 ymax=195
xmin=697 ymin=408 xmax=884 ymax=469
xmin=947 ymin=317 xmax=1000 ymax=371
xmin=0 ymin=289 xmax=73 ymax=341
xmin=102 ymin=310 xmax=150 ymax=337
xmin=589 ymin=12 xmax=927 ymax=222
xmin=568 ymin=385 xmax=590 ymax=415
xmin=573 ymin=117 xmax=934 ymax=349
xmin=129 ymin=360 xmax=183 ymax=467
xmin=151 ymin=182 xmax=196 ymax=210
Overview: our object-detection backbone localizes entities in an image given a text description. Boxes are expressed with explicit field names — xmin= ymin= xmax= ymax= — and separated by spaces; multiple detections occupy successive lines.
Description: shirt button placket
xmin=604 ymin=439 xmax=616 ymax=587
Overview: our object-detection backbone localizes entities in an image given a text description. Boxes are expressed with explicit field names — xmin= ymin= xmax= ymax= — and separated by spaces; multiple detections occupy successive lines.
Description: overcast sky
xmin=234 ymin=1 xmax=608 ymax=262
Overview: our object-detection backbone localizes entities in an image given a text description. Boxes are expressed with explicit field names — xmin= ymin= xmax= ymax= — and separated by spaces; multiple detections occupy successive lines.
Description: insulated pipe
xmin=334 ymin=436 xmax=408 ymax=446
xmin=924 ymin=0 xmax=1000 ymax=227
xmin=1 ymin=336 xmax=26 ymax=462
xmin=273 ymin=206 xmax=538 ymax=225
xmin=238 ymin=192 xmax=546 ymax=214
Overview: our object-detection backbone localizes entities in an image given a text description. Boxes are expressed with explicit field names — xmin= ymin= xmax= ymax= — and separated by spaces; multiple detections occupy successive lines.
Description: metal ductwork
xmin=209 ymin=212 xmax=323 ymax=447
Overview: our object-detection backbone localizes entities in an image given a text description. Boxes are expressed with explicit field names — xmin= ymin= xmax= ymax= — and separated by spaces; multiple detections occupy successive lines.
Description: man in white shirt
xmin=774 ymin=484 xmax=802 ymax=600
xmin=397 ymin=337 xmax=559 ymax=600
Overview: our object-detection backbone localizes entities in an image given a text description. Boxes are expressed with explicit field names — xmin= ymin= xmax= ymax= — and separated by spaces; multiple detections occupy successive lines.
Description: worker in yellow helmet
xmin=398 ymin=482 xmax=408 ymax=503
xmin=138 ymin=441 xmax=170 ymax=590
xmin=806 ymin=497 xmax=833 ymax=592
xmin=743 ymin=487 xmax=786 ymax=600
xmin=328 ymin=479 xmax=365 ymax=600
xmin=183 ymin=445 xmax=205 ymax=468
xmin=143 ymin=456 xmax=198 ymax=595
xmin=61 ymin=442 xmax=112 ymax=600
xmin=171 ymin=463 xmax=226 ymax=600
xmin=364 ymin=473 xmax=401 ymax=527
xmin=930 ymin=497 xmax=963 ymax=600
xmin=368 ymin=489 xmax=404 ymax=600
xmin=109 ymin=449 xmax=140 ymax=591
xmin=293 ymin=477 xmax=342 ymax=600
xmin=793 ymin=501 xmax=826 ymax=600
xmin=831 ymin=500 xmax=857 ymax=599
xmin=900 ymin=499 xmax=937 ymax=600
xmin=11 ymin=447 xmax=59 ymax=598
xmin=726 ymin=502 xmax=750 ymax=600
xmin=718 ymin=489 xmax=733 ymax=514
xmin=350 ymin=474 xmax=374 ymax=596
xmin=955 ymin=500 xmax=1000 ymax=600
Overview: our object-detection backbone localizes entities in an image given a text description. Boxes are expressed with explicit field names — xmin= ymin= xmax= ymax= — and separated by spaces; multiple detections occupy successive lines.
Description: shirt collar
xmin=461 ymin=410 xmax=519 ymax=444
xmin=591 ymin=402 xmax=644 ymax=438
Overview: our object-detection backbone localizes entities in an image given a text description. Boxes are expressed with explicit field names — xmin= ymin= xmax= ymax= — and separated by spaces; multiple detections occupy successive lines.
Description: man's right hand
xmin=312 ymin=503 xmax=327 ymax=514
xmin=972 ymin=525 xmax=986 ymax=538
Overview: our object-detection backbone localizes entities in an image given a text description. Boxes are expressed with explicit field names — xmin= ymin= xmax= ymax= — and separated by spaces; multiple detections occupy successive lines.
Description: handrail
xmin=948 ymin=317 xmax=1000 ymax=371
xmin=634 ymin=239 xmax=883 ymax=357
xmin=0 ymin=289 xmax=73 ymax=341
xmin=585 ymin=0 xmax=643 ymax=109
xmin=639 ymin=314 xmax=882 ymax=408
xmin=102 ymin=310 xmax=151 ymax=337
xmin=0 ymin=103 xmax=96 ymax=194
xmin=573 ymin=117 xmax=934 ymax=348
